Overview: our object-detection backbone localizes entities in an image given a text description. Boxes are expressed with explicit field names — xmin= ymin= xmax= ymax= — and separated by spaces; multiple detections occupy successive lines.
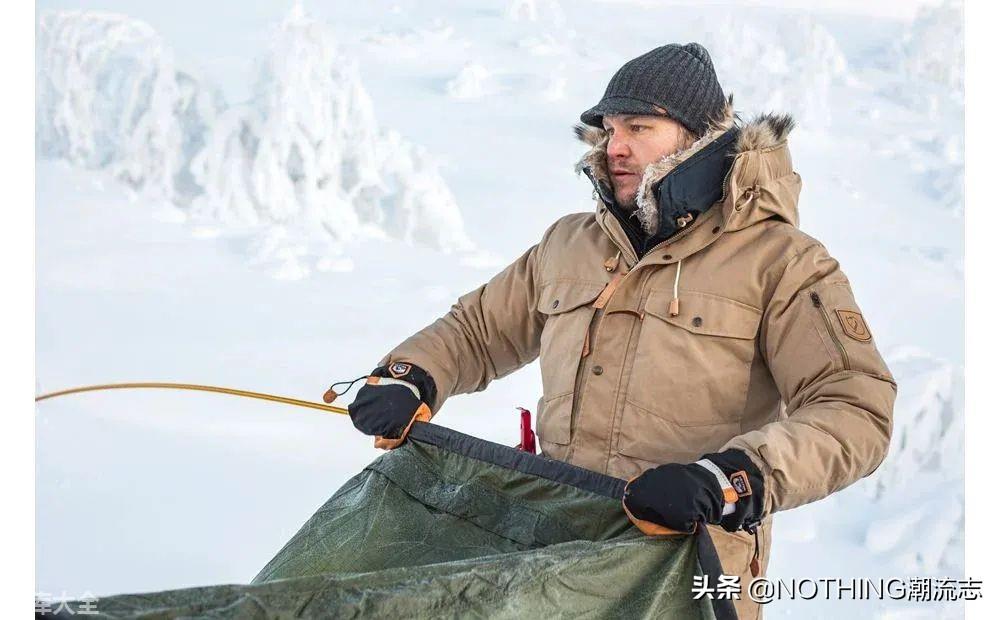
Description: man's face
xmin=602 ymin=114 xmax=693 ymax=210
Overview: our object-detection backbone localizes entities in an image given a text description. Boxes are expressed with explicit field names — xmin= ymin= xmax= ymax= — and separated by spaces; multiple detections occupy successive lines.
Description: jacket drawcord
xmin=603 ymin=250 xmax=622 ymax=273
xmin=669 ymin=258 xmax=682 ymax=316
xmin=734 ymin=184 xmax=760 ymax=214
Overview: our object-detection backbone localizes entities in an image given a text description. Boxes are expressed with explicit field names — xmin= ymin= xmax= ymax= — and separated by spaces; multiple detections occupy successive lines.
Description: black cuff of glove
xmin=371 ymin=362 xmax=438 ymax=410
xmin=348 ymin=362 xmax=437 ymax=439
xmin=701 ymin=448 xmax=765 ymax=532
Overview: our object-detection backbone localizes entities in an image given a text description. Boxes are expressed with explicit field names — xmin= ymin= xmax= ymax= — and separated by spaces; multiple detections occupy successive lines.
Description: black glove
xmin=623 ymin=449 xmax=764 ymax=534
xmin=348 ymin=362 xmax=437 ymax=439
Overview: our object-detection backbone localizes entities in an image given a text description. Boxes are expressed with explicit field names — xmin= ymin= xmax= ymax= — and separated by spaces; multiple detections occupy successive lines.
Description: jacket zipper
xmin=604 ymin=171 xmax=745 ymax=269
xmin=625 ymin=209 xmax=708 ymax=268
xmin=719 ymin=153 xmax=736 ymax=205
xmin=810 ymin=291 xmax=851 ymax=371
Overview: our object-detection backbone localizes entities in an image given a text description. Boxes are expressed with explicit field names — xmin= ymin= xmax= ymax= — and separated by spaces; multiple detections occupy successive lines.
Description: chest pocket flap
xmin=537 ymin=280 xmax=608 ymax=315
xmin=644 ymin=290 xmax=762 ymax=339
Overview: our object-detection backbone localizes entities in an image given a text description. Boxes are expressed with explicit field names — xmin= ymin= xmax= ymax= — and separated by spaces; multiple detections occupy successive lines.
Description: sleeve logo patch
xmin=729 ymin=470 xmax=753 ymax=498
xmin=835 ymin=309 xmax=872 ymax=342
xmin=389 ymin=362 xmax=412 ymax=378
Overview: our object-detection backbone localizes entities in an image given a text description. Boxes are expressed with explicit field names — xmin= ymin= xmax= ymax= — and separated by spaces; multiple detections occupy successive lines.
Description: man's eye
xmin=630 ymin=125 xmax=647 ymax=133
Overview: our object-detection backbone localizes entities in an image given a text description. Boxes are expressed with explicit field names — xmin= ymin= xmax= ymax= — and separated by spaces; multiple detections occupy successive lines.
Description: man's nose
xmin=607 ymin=134 xmax=630 ymax=158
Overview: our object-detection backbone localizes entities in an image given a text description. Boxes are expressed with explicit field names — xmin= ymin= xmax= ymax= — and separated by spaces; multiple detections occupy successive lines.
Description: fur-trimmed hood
xmin=574 ymin=97 xmax=799 ymax=237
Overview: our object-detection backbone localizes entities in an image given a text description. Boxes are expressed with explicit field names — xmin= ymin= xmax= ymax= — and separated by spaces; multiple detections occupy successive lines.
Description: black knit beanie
xmin=580 ymin=42 xmax=726 ymax=136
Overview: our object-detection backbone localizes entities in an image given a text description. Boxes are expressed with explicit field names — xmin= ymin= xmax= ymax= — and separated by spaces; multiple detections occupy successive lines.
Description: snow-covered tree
xmin=900 ymin=1 xmax=963 ymax=98
xmin=36 ymin=11 xmax=218 ymax=205
xmin=37 ymin=6 xmax=474 ymax=278
xmin=859 ymin=347 xmax=964 ymax=573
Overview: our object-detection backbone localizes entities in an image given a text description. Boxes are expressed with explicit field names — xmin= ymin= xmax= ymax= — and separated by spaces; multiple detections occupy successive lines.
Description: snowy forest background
xmin=35 ymin=1 xmax=964 ymax=618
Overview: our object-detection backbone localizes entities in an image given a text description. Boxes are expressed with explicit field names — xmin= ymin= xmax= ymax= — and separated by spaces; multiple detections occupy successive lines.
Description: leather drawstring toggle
xmin=669 ymin=259 xmax=683 ymax=317
xmin=604 ymin=250 xmax=622 ymax=273
xmin=323 ymin=375 xmax=367 ymax=403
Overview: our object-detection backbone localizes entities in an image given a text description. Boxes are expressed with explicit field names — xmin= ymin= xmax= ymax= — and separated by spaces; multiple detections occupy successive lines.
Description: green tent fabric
xmin=46 ymin=423 xmax=736 ymax=619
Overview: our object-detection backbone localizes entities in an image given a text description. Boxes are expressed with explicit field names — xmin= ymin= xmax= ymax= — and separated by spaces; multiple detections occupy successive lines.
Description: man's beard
xmin=613 ymin=184 xmax=639 ymax=212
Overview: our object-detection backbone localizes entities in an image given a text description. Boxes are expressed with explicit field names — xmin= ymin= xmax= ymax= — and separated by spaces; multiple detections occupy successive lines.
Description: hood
xmin=574 ymin=97 xmax=800 ymax=237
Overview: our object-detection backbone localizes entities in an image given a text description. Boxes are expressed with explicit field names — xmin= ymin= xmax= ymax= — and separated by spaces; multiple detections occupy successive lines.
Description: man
xmin=348 ymin=43 xmax=896 ymax=619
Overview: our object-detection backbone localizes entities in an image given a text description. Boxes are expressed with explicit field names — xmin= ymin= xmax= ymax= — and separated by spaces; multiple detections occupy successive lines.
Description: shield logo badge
xmin=835 ymin=309 xmax=872 ymax=342
xmin=389 ymin=362 xmax=412 ymax=378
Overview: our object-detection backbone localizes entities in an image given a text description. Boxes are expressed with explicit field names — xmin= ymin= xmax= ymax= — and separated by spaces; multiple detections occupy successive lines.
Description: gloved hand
xmin=348 ymin=362 xmax=437 ymax=446
xmin=623 ymin=448 xmax=764 ymax=534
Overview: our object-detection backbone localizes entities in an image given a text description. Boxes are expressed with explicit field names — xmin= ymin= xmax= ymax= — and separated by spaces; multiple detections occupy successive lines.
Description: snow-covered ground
xmin=35 ymin=1 xmax=964 ymax=617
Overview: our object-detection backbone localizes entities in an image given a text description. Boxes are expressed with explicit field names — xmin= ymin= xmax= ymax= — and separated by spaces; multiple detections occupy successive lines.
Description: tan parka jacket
xmin=380 ymin=104 xmax=896 ymax=619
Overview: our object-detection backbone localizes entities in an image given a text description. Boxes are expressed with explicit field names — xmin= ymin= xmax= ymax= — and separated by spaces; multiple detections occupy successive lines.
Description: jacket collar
xmin=574 ymin=99 xmax=800 ymax=267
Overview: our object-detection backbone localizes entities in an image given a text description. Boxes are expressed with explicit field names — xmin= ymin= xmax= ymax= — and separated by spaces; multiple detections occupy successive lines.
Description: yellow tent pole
xmin=34 ymin=382 xmax=349 ymax=415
